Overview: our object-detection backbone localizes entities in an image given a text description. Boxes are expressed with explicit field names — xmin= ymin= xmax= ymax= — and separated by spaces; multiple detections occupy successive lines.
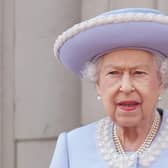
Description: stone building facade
xmin=0 ymin=0 xmax=168 ymax=167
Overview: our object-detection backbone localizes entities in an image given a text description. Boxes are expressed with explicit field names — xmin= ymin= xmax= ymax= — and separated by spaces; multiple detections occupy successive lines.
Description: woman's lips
xmin=117 ymin=100 xmax=140 ymax=111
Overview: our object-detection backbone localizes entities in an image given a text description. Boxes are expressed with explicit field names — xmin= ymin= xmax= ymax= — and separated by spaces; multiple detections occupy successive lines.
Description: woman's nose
xmin=119 ymin=73 xmax=135 ymax=93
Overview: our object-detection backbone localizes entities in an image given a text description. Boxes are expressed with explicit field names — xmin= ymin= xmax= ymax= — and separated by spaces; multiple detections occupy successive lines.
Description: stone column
xmin=2 ymin=0 xmax=15 ymax=167
xmin=2 ymin=0 xmax=82 ymax=167
xmin=14 ymin=0 xmax=81 ymax=167
xmin=0 ymin=0 xmax=2 ymax=166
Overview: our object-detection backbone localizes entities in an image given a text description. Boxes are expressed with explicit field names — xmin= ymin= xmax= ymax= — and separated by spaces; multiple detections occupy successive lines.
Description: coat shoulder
xmin=67 ymin=121 xmax=98 ymax=140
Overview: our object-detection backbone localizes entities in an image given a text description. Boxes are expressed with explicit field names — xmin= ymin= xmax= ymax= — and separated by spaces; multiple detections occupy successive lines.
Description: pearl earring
xmin=158 ymin=96 xmax=162 ymax=101
xmin=97 ymin=95 xmax=102 ymax=100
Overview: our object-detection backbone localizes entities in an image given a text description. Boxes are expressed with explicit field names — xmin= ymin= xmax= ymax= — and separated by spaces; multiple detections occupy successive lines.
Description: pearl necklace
xmin=113 ymin=112 xmax=160 ymax=155
xmin=96 ymin=111 xmax=168 ymax=168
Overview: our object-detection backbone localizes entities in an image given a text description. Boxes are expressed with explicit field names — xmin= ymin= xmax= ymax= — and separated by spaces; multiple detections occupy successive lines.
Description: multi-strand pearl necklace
xmin=96 ymin=111 xmax=168 ymax=168
xmin=113 ymin=112 xmax=160 ymax=155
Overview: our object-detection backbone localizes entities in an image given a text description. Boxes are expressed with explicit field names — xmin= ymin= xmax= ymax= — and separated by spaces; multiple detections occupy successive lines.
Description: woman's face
xmin=96 ymin=49 xmax=163 ymax=127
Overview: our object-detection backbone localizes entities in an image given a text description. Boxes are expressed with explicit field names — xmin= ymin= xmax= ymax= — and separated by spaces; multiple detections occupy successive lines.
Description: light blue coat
xmin=50 ymin=110 xmax=168 ymax=168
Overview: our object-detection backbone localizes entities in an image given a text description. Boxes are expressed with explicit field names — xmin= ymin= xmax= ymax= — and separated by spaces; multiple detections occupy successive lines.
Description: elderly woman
xmin=50 ymin=8 xmax=168 ymax=168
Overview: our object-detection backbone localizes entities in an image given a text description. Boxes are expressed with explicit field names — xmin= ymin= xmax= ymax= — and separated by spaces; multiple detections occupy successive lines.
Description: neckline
xmin=96 ymin=110 xmax=168 ymax=168
xmin=113 ymin=111 xmax=160 ymax=155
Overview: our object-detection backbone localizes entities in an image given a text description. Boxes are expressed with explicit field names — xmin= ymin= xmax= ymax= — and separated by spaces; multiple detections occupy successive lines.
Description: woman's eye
xmin=134 ymin=71 xmax=146 ymax=75
xmin=107 ymin=71 xmax=120 ymax=76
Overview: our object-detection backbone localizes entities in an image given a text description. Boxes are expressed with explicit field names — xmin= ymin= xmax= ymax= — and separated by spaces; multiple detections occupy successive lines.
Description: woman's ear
xmin=96 ymin=80 xmax=102 ymax=97
xmin=159 ymin=84 xmax=164 ymax=96
xmin=159 ymin=78 xmax=164 ymax=92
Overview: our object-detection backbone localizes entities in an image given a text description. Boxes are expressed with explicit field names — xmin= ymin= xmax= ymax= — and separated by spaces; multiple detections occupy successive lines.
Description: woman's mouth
xmin=117 ymin=100 xmax=140 ymax=111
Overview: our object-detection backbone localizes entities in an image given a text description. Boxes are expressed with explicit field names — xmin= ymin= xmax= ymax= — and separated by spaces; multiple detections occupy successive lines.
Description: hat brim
xmin=59 ymin=21 xmax=168 ymax=76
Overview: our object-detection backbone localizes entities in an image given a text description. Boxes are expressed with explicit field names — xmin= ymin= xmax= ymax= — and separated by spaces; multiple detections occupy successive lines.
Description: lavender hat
xmin=54 ymin=8 xmax=168 ymax=76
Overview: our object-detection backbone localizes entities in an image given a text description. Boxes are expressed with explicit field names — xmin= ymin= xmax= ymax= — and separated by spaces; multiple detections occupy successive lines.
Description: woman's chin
xmin=115 ymin=115 xmax=142 ymax=128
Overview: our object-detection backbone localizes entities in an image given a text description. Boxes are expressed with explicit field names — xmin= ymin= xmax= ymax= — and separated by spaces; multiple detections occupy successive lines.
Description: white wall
xmin=17 ymin=140 xmax=56 ymax=168
xmin=110 ymin=0 xmax=156 ymax=9
xmin=158 ymin=1 xmax=168 ymax=14
xmin=81 ymin=0 xmax=110 ymax=20
xmin=2 ymin=0 xmax=81 ymax=168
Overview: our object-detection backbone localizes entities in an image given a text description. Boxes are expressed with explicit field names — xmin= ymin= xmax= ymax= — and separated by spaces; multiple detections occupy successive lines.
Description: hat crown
xmin=54 ymin=8 xmax=168 ymax=76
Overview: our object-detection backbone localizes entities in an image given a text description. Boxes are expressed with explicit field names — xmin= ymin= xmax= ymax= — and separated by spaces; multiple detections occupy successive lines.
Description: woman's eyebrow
xmin=103 ymin=64 xmax=150 ymax=70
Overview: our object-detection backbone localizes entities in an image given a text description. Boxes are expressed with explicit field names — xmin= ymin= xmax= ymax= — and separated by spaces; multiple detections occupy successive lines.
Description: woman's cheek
xmin=104 ymin=76 xmax=120 ymax=85
xmin=102 ymin=79 xmax=120 ymax=93
xmin=102 ymin=97 xmax=116 ymax=120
